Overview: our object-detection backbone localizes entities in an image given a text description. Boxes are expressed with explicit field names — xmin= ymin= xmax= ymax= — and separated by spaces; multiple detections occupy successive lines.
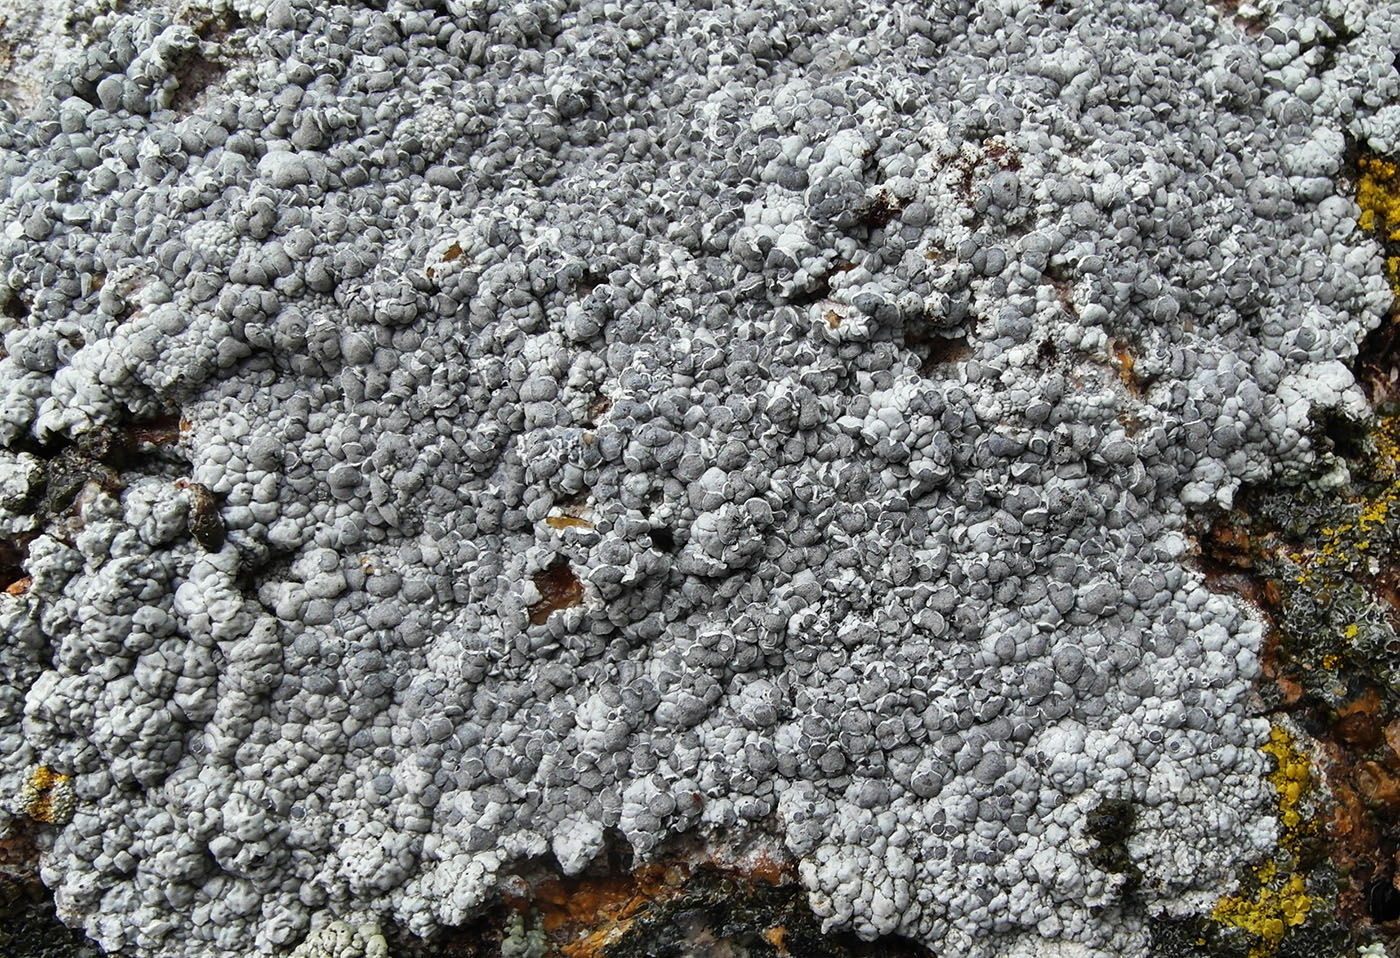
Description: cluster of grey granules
xmin=0 ymin=0 xmax=1397 ymax=955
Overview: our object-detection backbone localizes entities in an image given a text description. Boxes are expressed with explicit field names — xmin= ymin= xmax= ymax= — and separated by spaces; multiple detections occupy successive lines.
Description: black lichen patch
xmin=168 ymin=5 xmax=246 ymax=113
xmin=3 ymin=288 xmax=29 ymax=320
xmin=1085 ymin=798 xmax=1141 ymax=892
xmin=34 ymin=429 xmax=124 ymax=518
xmin=605 ymin=869 xmax=932 ymax=958
xmin=1147 ymin=914 xmax=1353 ymax=958
xmin=857 ymin=189 xmax=908 ymax=230
xmin=0 ymin=833 xmax=100 ymax=958
xmin=0 ymin=895 xmax=101 ymax=958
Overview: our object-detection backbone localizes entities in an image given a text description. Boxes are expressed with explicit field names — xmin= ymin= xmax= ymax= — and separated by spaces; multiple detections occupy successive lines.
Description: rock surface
xmin=1 ymin=0 xmax=1400 ymax=956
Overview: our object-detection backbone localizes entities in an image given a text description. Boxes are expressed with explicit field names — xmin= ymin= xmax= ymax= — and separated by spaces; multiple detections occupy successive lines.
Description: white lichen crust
xmin=0 ymin=0 xmax=1396 ymax=956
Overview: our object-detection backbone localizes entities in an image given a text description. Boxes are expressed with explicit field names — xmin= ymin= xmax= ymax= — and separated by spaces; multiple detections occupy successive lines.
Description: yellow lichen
xmin=1212 ymin=874 xmax=1311 ymax=956
xmin=1289 ymin=415 xmax=1400 ymax=602
xmin=19 ymin=764 xmax=75 ymax=825
xmin=1358 ymin=151 xmax=1400 ymax=302
xmin=1210 ymin=727 xmax=1312 ymax=957
xmin=1262 ymin=727 xmax=1310 ymax=838
xmin=1358 ymin=155 xmax=1400 ymax=296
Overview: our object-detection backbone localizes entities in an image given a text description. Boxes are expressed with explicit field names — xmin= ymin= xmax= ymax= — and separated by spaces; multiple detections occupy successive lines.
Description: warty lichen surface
xmin=0 ymin=0 xmax=1396 ymax=955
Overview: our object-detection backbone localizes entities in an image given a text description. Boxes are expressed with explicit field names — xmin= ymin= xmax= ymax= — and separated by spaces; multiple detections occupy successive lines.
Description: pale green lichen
xmin=288 ymin=921 xmax=388 ymax=958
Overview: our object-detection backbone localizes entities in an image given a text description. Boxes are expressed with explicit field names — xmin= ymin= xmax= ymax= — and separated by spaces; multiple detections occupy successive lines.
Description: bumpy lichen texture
xmin=1254 ymin=412 xmax=1400 ymax=694
xmin=1209 ymin=728 xmax=1312 ymax=958
xmin=17 ymin=765 xmax=75 ymax=826
xmin=0 ymin=0 xmax=1398 ymax=956
xmin=1357 ymin=155 xmax=1400 ymax=295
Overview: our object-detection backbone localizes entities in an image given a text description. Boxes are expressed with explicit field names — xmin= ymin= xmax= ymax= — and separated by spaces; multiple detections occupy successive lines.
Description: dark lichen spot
xmin=857 ymin=190 xmax=907 ymax=230
xmin=0 ymin=538 xmax=26 ymax=594
xmin=2 ymin=291 xmax=29 ymax=320
xmin=126 ymin=414 xmax=188 ymax=448
xmin=171 ymin=59 xmax=226 ymax=113
xmin=178 ymin=480 xmax=225 ymax=551
xmin=185 ymin=5 xmax=245 ymax=41
xmin=786 ymin=271 xmax=831 ymax=308
xmin=1317 ymin=409 xmax=1370 ymax=462
xmin=1085 ymin=798 xmax=1140 ymax=891
xmin=0 ymin=828 xmax=101 ymax=958
xmin=575 ymin=270 xmax=608 ymax=297
xmin=905 ymin=327 xmax=971 ymax=376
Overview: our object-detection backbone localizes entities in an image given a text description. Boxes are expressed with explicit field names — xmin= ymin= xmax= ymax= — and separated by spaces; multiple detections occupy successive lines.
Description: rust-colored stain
xmin=588 ymin=396 xmax=612 ymax=423
xmin=1111 ymin=339 xmax=1144 ymax=396
xmin=763 ymin=925 xmax=789 ymax=953
xmin=741 ymin=851 xmax=792 ymax=886
xmin=5 ymin=575 xmax=30 ymax=595
xmin=546 ymin=516 xmax=593 ymax=530
xmin=425 ymin=242 xmax=464 ymax=280
xmin=825 ymin=310 xmax=842 ymax=329
xmin=127 ymin=413 xmax=188 ymax=446
xmin=533 ymin=864 xmax=685 ymax=957
xmin=1355 ymin=760 xmax=1400 ymax=813
xmin=1384 ymin=720 xmax=1400 ymax=763
xmin=528 ymin=559 xmax=584 ymax=625
xmin=1335 ymin=689 xmax=1385 ymax=751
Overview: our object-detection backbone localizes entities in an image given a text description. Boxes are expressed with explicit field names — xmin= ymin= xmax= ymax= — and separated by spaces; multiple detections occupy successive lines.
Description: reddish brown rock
xmin=1355 ymin=761 xmax=1400 ymax=814
xmin=1336 ymin=689 xmax=1385 ymax=750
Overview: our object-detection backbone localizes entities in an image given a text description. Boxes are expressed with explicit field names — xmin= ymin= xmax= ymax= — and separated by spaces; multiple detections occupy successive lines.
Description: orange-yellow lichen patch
xmin=19 ymin=765 xmax=74 ymax=825
xmin=1212 ymin=874 xmax=1311 ymax=957
xmin=1358 ymin=154 xmax=1400 ymax=295
xmin=1210 ymin=727 xmax=1313 ymax=957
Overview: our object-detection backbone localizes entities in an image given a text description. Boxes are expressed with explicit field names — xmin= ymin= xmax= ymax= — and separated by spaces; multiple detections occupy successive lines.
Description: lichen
xmin=1209 ymin=728 xmax=1313 ymax=958
xmin=17 ymin=765 xmax=73 ymax=827
xmin=1357 ymin=154 xmax=1400 ymax=296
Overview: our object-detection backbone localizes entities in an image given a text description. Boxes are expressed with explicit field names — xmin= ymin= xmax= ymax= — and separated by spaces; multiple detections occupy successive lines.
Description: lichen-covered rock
xmin=287 ymin=920 xmax=388 ymax=958
xmin=1 ymin=0 xmax=1399 ymax=956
